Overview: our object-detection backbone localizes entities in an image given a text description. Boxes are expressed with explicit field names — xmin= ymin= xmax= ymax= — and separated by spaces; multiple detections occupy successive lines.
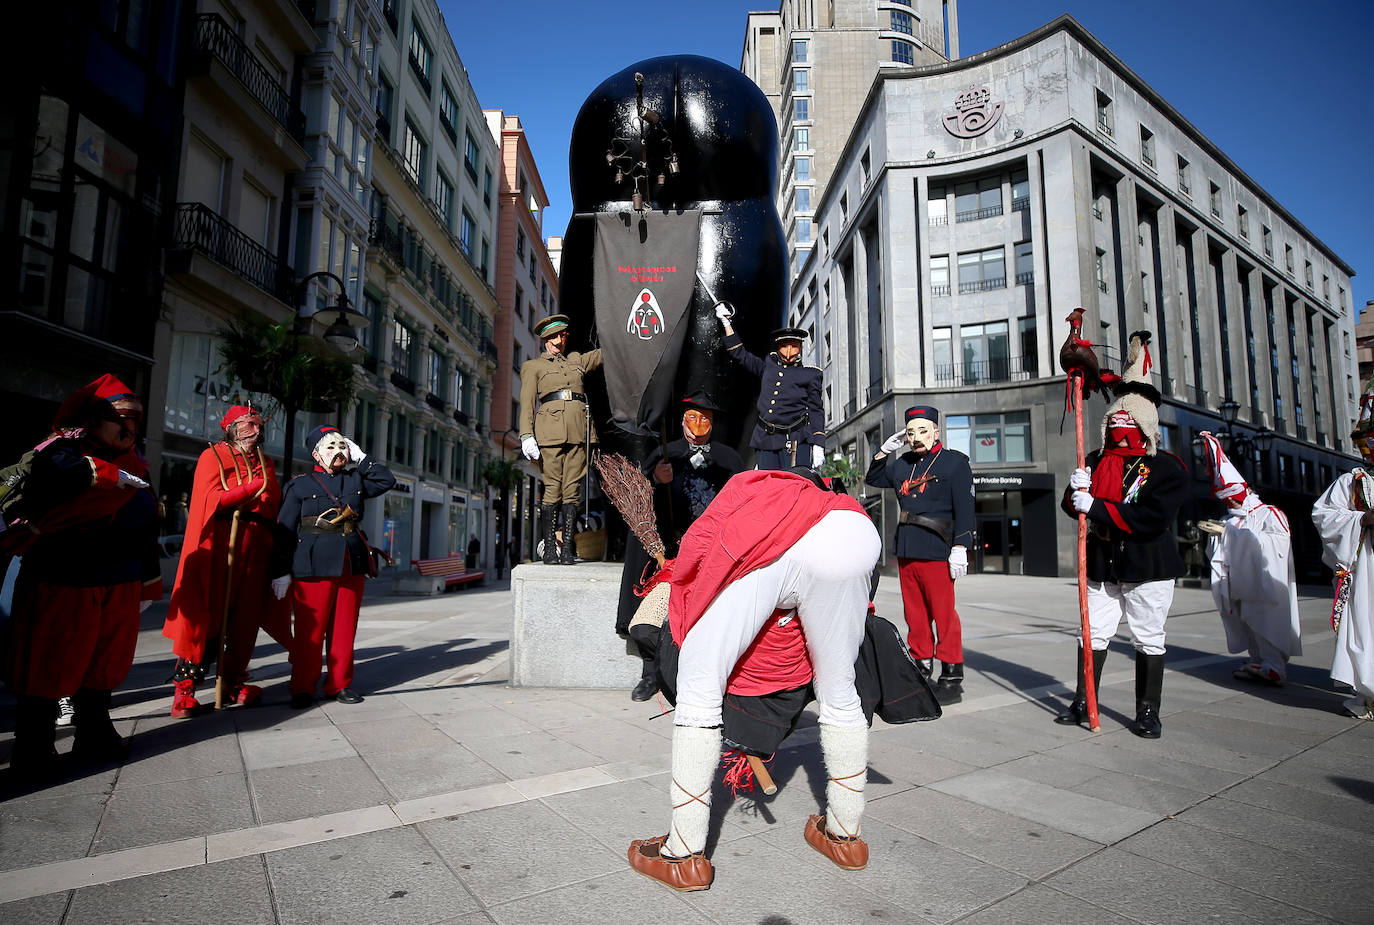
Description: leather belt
xmin=760 ymin=412 xmax=808 ymax=436
xmin=299 ymin=518 xmax=357 ymax=535
xmin=899 ymin=511 xmax=953 ymax=546
xmin=214 ymin=510 xmax=275 ymax=529
xmin=540 ymin=390 xmax=587 ymax=405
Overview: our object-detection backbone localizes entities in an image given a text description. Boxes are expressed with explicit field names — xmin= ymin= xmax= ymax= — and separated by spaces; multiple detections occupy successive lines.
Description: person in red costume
xmin=628 ymin=469 xmax=882 ymax=892
xmin=162 ymin=405 xmax=291 ymax=717
xmin=3 ymin=374 xmax=162 ymax=785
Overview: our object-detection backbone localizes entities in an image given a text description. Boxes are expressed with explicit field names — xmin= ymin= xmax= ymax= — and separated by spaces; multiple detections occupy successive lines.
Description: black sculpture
xmin=559 ymin=54 xmax=788 ymax=463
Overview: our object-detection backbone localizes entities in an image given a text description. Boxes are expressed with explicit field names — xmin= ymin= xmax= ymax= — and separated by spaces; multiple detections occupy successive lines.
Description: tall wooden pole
xmin=1073 ymin=372 xmax=1101 ymax=732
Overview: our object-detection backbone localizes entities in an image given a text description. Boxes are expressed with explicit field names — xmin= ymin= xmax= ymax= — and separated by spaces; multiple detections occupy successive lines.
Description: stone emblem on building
xmin=943 ymin=86 xmax=1003 ymax=138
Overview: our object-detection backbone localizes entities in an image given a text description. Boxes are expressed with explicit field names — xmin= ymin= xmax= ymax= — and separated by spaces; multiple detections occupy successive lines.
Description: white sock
xmin=820 ymin=723 xmax=868 ymax=838
xmin=664 ymin=725 xmax=720 ymax=857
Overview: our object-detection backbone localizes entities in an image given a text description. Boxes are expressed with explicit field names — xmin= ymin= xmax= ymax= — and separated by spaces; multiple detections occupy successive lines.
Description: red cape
xmin=162 ymin=443 xmax=289 ymax=661
xmin=669 ymin=470 xmax=868 ymax=696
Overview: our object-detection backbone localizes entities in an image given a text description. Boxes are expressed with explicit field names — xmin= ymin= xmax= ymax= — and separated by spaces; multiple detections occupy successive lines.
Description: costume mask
xmin=682 ymin=408 xmax=713 ymax=444
xmin=1358 ymin=432 xmax=1374 ymax=463
xmin=313 ymin=433 xmax=350 ymax=471
xmin=905 ymin=418 xmax=938 ymax=453
xmin=230 ymin=415 xmax=263 ymax=451
xmin=776 ymin=340 xmax=802 ymax=364
xmin=1106 ymin=411 xmax=1147 ymax=452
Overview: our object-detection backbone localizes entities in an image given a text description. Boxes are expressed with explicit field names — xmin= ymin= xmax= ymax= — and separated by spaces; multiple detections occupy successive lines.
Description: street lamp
xmin=1192 ymin=400 xmax=1275 ymax=482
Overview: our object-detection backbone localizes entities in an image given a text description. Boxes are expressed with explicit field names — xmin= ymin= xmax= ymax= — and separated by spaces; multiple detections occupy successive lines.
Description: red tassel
xmin=721 ymin=749 xmax=756 ymax=797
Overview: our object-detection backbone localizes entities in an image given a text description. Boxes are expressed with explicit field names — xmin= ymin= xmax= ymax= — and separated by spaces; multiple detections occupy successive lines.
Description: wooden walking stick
xmin=214 ymin=509 xmax=243 ymax=711
xmin=1072 ymin=372 xmax=1102 ymax=732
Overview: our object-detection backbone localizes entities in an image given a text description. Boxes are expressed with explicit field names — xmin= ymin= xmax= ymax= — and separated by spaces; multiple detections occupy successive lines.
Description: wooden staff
xmin=214 ymin=509 xmax=243 ymax=711
xmin=1072 ymin=372 xmax=1101 ymax=732
xmin=747 ymin=755 xmax=777 ymax=795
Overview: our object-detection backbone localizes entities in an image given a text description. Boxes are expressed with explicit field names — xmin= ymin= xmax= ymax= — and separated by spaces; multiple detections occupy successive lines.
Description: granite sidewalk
xmin=1 ymin=572 xmax=1371 ymax=925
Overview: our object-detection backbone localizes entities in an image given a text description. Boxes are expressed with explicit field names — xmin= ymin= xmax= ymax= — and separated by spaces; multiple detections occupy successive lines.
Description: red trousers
xmin=289 ymin=572 xmax=365 ymax=696
xmin=7 ymin=579 xmax=141 ymax=698
xmin=897 ymin=557 xmax=963 ymax=662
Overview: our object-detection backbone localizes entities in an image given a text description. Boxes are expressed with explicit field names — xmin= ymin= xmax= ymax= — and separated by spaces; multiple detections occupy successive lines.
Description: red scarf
xmin=1090 ymin=446 xmax=1146 ymax=502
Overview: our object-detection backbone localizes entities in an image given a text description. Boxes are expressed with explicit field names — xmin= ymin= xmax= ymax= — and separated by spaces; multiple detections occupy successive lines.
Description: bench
xmin=411 ymin=554 xmax=486 ymax=590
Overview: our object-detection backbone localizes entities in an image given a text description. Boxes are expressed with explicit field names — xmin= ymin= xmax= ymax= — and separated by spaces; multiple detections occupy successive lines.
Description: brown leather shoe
xmin=804 ymin=814 xmax=869 ymax=870
xmin=627 ymin=835 xmax=713 ymax=892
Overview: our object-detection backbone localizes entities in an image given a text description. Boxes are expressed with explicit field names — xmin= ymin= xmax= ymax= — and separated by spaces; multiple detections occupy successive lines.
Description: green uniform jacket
xmin=518 ymin=350 xmax=604 ymax=446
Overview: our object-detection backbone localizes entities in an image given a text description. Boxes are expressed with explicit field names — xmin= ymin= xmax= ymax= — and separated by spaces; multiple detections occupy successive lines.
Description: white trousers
xmin=1086 ymin=578 xmax=1173 ymax=655
xmin=675 ymin=510 xmax=881 ymax=729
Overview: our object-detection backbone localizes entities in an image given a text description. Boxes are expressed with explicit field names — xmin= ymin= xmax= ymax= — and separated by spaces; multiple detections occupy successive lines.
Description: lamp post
xmin=282 ymin=271 xmax=367 ymax=475
xmin=1193 ymin=400 xmax=1275 ymax=482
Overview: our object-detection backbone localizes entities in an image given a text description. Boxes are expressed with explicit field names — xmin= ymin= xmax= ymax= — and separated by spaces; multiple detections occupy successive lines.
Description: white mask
xmin=314 ymin=433 xmax=350 ymax=466
xmin=906 ymin=419 xmax=939 ymax=453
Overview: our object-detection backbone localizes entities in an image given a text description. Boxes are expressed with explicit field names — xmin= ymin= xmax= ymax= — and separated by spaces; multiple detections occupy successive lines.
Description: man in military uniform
xmin=715 ymin=304 xmax=825 ymax=470
xmin=616 ymin=393 xmax=745 ymax=701
xmin=519 ymin=314 xmax=603 ymax=564
xmin=865 ymin=405 xmax=974 ymax=704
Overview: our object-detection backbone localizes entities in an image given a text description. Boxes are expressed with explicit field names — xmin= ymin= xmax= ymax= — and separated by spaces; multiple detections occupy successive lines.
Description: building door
xmin=974 ymin=490 xmax=1025 ymax=575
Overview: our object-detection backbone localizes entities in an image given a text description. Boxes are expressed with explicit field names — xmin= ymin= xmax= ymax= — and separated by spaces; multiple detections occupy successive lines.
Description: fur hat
xmin=1100 ymin=331 xmax=1161 ymax=455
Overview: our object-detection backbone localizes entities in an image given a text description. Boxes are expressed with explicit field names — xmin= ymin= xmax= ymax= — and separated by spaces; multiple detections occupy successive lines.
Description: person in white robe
xmin=1198 ymin=432 xmax=1301 ymax=685
xmin=1311 ymin=394 xmax=1374 ymax=721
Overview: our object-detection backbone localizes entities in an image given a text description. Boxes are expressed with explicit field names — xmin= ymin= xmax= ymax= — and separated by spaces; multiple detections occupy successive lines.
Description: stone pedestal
xmin=510 ymin=561 xmax=642 ymax=688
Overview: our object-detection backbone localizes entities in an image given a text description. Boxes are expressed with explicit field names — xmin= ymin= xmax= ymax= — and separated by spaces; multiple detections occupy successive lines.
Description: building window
xmin=529 ymin=258 xmax=537 ymax=285
xmin=483 ymin=168 xmax=493 ymax=210
xmin=794 ymin=98 xmax=809 ymax=121
xmin=1209 ymin=182 xmax=1221 ymax=218
xmin=1139 ymin=126 xmax=1155 ymax=168
xmin=795 ymin=157 xmax=811 ymax=181
xmin=1011 ymin=171 xmax=1029 ymax=211
xmin=1262 ymin=225 xmax=1273 ymax=258
xmin=793 ymin=69 xmax=809 ymax=93
xmin=407 ymin=20 xmax=431 ymax=94
xmin=946 ymin=411 xmax=1031 ymax=463
xmin=1095 ymin=89 xmax=1113 ymax=136
xmin=1176 ymin=155 xmax=1190 ymax=196
xmin=1237 ymin=205 xmax=1249 ymax=239
xmin=891 ymin=9 xmax=913 ymax=34
xmin=792 ymin=39 xmax=807 ymax=63
xmin=402 ymin=117 xmax=426 ymax=188
xmin=891 ymin=40 xmax=915 ymax=65
xmin=794 ymin=127 xmax=809 ymax=151
xmin=795 ymin=187 xmax=811 ymax=212
xmin=513 ymin=341 xmax=523 ymax=371
xmin=427 ymin=351 xmax=445 ymax=395
xmin=516 ymin=227 xmax=526 ymax=260
xmin=463 ymin=130 xmax=480 ymax=181
xmin=860 ymin=148 xmax=871 ymax=187
xmin=840 ymin=192 xmax=848 ymax=221
xmin=392 ymin=321 xmax=415 ymax=378
xmin=375 ymin=74 xmax=394 ymax=140
xmin=797 ymin=218 xmax=812 ymax=245
xmin=1018 ymin=317 xmax=1039 ymax=375
xmin=933 ymin=327 xmax=953 ymax=379
xmin=435 ymin=170 xmax=454 ymax=226
xmin=957 ymin=247 xmax=1005 ymax=293
xmin=480 ymin=238 xmax=490 ymax=280
xmin=1095 ymin=248 xmax=1108 ymax=292
xmin=1014 ymin=242 xmax=1033 ymax=285
xmin=930 ymin=255 xmax=950 ymax=297
xmin=459 ymin=208 xmax=475 ymax=256
xmin=928 ymin=185 xmax=948 ymax=225
xmin=439 ymin=81 xmax=458 ymax=141
xmin=1322 ymin=275 xmax=1330 ymax=302
xmin=956 ymin=322 xmax=1011 ymax=385
xmin=1285 ymin=244 xmax=1294 ymax=274
xmin=1303 ymin=260 xmax=1313 ymax=289
xmin=955 ymin=176 xmax=1001 ymax=222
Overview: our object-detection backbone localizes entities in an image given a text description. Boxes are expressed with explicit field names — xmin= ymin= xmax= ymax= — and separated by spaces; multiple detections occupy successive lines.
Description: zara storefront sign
xmin=943 ymin=86 xmax=1004 ymax=139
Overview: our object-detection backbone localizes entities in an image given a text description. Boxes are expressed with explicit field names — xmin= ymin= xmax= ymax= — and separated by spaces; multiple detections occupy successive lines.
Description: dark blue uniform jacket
xmin=723 ymin=331 xmax=825 ymax=453
xmin=278 ymin=459 xmax=396 ymax=579
xmin=865 ymin=443 xmax=974 ymax=562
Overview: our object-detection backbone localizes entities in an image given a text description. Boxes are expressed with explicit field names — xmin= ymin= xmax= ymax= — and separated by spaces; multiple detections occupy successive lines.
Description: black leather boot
xmin=1054 ymin=646 xmax=1107 ymax=727
xmin=916 ymin=658 xmax=934 ymax=679
xmin=559 ymin=503 xmax=579 ymax=564
xmin=540 ymin=504 xmax=559 ymax=564
xmin=1131 ymin=652 xmax=1164 ymax=739
xmin=72 ymin=688 xmax=129 ymax=763
xmin=934 ymin=662 xmax=964 ymax=704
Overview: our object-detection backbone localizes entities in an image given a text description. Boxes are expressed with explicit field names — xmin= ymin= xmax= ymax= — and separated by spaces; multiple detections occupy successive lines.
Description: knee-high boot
xmin=540 ymin=505 xmax=559 ymax=564
xmin=72 ymin=688 xmax=129 ymax=763
xmin=1054 ymin=645 xmax=1107 ymax=727
xmin=560 ymin=502 xmax=579 ymax=563
xmin=1131 ymin=652 xmax=1164 ymax=739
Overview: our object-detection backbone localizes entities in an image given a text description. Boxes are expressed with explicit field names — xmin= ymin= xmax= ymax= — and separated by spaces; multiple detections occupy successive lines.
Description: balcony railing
xmin=1097 ymin=279 xmax=1108 ymax=292
xmin=425 ymin=392 xmax=445 ymax=411
xmin=1011 ymin=196 xmax=1029 ymax=212
xmin=958 ymin=277 xmax=1006 ymax=294
xmin=843 ymin=398 xmax=857 ymax=418
xmin=382 ymin=0 xmax=398 ymax=33
xmin=1015 ymin=271 xmax=1034 ymax=286
xmin=866 ymin=382 xmax=885 ymax=404
xmin=1142 ymin=150 xmax=1155 ymax=168
xmin=480 ymin=336 xmax=498 ymax=363
xmin=931 ymin=283 xmax=951 ymax=298
xmin=932 ymin=355 xmax=1038 ymax=387
xmin=391 ymin=371 xmax=416 ymax=394
xmin=193 ymin=15 xmax=305 ymax=143
xmin=1297 ymin=423 xmax=1309 ymax=441
xmin=1093 ymin=205 xmax=1103 ymax=220
xmin=368 ymin=215 xmax=405 ymax=266
xmin=453 ymin=409 xmax=470 ymax=427
xmin=439 ymin=111 xmax=457 ymax=143
xmin=408 ymin=52 xmax=432 ymax=95
xmin=956 ymin=205 xmax=1003 ymax=223
xmin=929 ymin=214 xmax=948 ymax=226
xmin=170 ymin=202 xmax=292 ymax=302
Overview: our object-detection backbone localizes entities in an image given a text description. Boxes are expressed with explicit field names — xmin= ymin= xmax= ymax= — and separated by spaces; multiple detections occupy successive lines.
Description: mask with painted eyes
xmin=313 ymin=433 xmax=350 ymax=468
xmin=682 ymin=408 xmax=713 ymax=443
xmin=905 ymin=419 xmax=939 ymax=453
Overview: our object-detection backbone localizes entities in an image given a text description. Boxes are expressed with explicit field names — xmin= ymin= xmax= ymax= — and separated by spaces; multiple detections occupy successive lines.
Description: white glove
xmin=1071 ymin=490 xmax=1094 ymax=514
xmin=810 ymin=444 xmax=825 ymax=468
xmin=879 ymin=431 xmax=907 ymax=455
xmin=139 ymin=600 xmax=153 ymax=613
xmin=1069 ymin=467 xmax=1091 ymax=490
xmin=344 ymin=436 xmax=366 ymax=463
xmin=948 ymin=546 xmax=968 ymax=580
xmin=117 ymin=469 xmax=150 ymax=489
xmin=688 ymin=449 xmax=707 ymax=469
xmin=521 ymin=436 xmax=539 ymax=460
xmin=713 ymin=301 xmax=734 ymax=322
xmin=271 ymin=576 xmax=291 ymax=600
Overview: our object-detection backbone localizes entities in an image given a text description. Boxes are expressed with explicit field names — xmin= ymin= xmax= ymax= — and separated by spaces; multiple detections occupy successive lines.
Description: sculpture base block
xmin=510 ymin=561 xmax=642 ymax=689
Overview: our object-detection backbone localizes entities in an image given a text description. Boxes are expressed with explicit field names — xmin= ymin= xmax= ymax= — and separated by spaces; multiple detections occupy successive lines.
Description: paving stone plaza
xmin=2 ymin=572 xmax=1371 ymax=924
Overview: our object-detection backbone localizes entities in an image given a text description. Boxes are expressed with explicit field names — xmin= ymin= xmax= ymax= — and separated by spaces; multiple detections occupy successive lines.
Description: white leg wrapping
xmin=664 ymin=725 xmax=720 ymax=857
xmin=820 ymin=723 xmax=868 ymax=839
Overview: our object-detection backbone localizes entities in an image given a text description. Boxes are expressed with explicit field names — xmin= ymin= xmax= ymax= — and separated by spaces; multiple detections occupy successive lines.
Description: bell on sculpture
xmin=615 ymin=169 xmax=623 ymax=183
xmin=656 ymin=172 xmax=666 ymax=187
xmin=642 ymin=108 xmax=659 ymax=125
xmin=605 ymin=150 xmax=614 ymax=165
xmin=668 ymin=154 xmax=680 ymax=175
xmin=632 ymin=190 xmax=643 ymax=211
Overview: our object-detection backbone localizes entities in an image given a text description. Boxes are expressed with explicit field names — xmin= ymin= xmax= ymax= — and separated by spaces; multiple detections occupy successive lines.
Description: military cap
xmin=534 ymin=314 xmax=571 ymax=339
xmin=905 ymin=405 xmax=940 ymax=424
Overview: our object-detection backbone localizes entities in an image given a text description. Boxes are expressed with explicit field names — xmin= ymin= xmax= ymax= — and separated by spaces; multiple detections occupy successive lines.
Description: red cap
xmin=53 ymin=374 xmax=138 ymax=429
xmin=221 ymin=405 xmax=261 ymax=432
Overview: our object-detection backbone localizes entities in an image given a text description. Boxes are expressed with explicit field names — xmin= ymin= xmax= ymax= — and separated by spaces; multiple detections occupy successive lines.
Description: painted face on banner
xmin=682 ymin=408 xmax=713 ymax=445
xmin=313 ymin=433 xmax=351 ymax=473
xmin=906 ymin=418 xmax=939 ymax=453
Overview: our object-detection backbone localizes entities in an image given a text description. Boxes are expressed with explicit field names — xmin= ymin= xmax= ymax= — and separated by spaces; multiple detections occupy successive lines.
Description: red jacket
xmin=669 ymin=470 xmax=868 ymax=695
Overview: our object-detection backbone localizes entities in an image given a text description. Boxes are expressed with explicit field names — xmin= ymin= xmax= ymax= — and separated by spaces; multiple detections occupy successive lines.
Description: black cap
xmin=305 ymin=424 xmax=342 ymax=455
xmin=905 ymin=405 xmax=939 ymax=424
xmin=682 ymin=391 xmax=721 ymax=413
xmin=772 ymin=326 xmax=807 ymax=344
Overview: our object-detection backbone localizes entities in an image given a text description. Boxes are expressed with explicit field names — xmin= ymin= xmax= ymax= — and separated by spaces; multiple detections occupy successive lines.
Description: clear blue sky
xmin=441 ymin=0 xmax=1372 ymax=313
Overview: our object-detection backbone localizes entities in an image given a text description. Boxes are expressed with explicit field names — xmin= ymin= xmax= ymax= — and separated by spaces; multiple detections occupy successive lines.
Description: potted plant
xmin=482 ymin=457 xmax=520 ymax=492
xmin=216 ymin=312 xmax=359 ymax=414
xmin=821 ymin=452 xmax=865 ymax=493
